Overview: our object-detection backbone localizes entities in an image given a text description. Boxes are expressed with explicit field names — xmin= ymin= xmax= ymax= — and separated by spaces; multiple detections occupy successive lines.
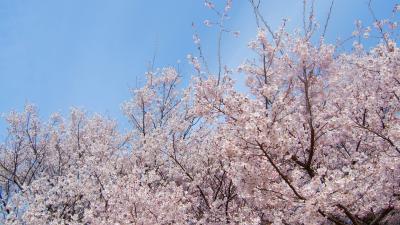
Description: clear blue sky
xmin=0 ymin=0 xmax=397 ymax=135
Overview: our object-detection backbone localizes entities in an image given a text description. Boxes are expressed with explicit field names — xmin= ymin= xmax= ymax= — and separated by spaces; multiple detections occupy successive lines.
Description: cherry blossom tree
xmin=0 ymin=0 xmax=399 ymax=224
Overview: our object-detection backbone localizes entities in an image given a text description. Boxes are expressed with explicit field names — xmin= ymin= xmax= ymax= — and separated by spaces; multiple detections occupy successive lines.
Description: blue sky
xmin=0 ymin=0 xmax=397 ymax=135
